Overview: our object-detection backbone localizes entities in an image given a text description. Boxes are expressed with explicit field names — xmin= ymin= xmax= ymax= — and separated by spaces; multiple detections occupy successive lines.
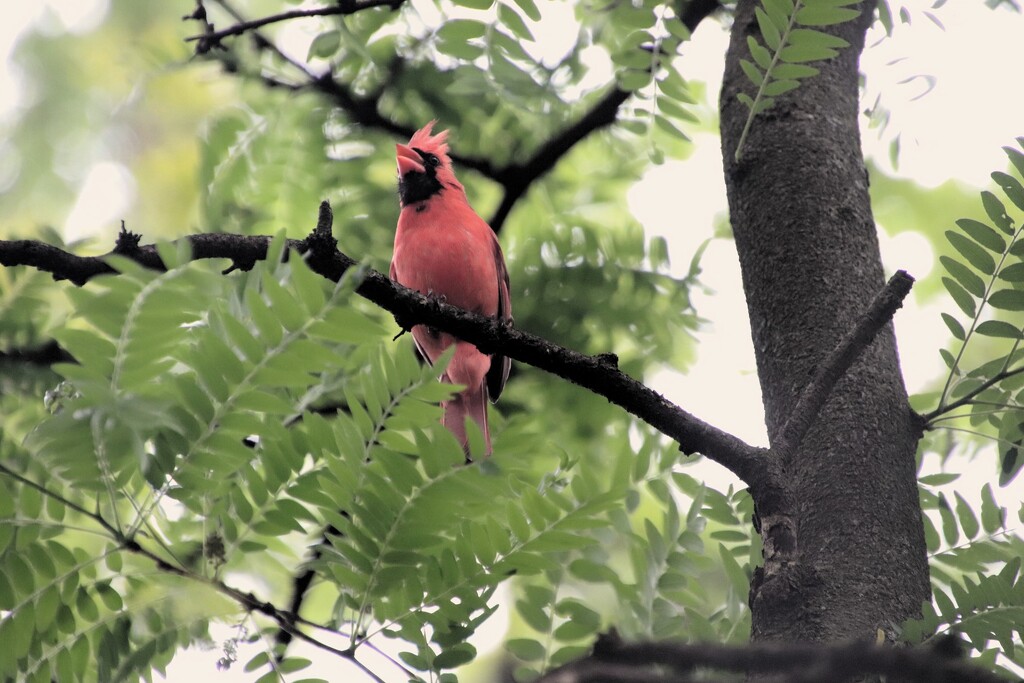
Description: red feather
xmin=390 ymin=122 xmax=511 ymax=455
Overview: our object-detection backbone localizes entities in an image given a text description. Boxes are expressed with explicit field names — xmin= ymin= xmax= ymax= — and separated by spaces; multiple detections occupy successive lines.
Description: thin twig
xmin=774 ymin=270 xmax=915 ymax=457
xmin=185 ymin=0 xmax=405 ymax=54
xmin=924 ymin=365 xmax=1024 ymax=424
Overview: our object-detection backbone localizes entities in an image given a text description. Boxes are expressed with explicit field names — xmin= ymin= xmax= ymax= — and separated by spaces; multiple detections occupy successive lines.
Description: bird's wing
xmin=486 ymin=236 xmax=512 ymax=403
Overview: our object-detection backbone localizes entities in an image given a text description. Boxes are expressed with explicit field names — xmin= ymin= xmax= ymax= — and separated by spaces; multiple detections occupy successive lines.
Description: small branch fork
xmin=775 ymin=269 xmax=916 ymax=457
xmin=181 ymin=0 xmax=722 ymax=232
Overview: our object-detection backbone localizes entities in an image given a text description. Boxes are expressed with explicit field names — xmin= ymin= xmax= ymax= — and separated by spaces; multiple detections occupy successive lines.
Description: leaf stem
xmin=735 ymin=1 xmax=804 ymax=161
xmin=937 ymin=222 xmax=1024 ymax=412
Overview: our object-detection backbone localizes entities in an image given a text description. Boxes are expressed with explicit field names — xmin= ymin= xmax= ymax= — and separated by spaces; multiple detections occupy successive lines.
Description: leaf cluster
xmin=503 ymin=434 xmax=758 ymax=681
xmin=928 ymin=138 xmax=1024 ymax=485
xmin=905 ymin=471 xmax=1024 ymax=677
xmin=735 ymin=0 xmax=858 ymax=159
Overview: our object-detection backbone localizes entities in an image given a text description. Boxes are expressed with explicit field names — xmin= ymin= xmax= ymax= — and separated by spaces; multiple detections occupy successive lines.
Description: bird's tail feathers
xmin=442 ymin=382 xmax=490 ymax=457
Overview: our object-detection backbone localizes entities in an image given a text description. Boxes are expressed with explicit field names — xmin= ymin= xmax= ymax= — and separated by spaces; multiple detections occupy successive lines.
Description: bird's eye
xmin=424 ymin=153 xmax=440 ymax=168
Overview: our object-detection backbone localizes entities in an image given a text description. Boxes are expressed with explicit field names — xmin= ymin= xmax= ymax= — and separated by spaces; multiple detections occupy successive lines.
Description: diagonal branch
xmin=922 ymin=364 xmax=1024 ymax=425
xmin=773 ymin=270 xmax=915 ymax=457
xmin=185 ymin=0 xmax=406 ymax=54
xmin=0 ymin=204 xmax=768 ymax=486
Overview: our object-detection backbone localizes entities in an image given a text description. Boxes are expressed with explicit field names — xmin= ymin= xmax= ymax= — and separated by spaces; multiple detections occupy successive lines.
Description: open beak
xmin=396 ymin=143 xmax=425 ymax=176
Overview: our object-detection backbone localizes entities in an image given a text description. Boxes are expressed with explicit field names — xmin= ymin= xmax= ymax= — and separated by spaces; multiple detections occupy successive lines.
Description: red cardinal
xmin=390 ymin=122 xmax=511 ymax=455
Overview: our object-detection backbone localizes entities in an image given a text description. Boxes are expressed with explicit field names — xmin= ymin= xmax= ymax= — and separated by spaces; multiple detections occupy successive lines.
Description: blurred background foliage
xmin=2 ymin=0 xmax=1024 ymax=681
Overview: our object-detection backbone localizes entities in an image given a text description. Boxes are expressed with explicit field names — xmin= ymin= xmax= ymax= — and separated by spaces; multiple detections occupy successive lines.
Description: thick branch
xmin=0 ymin=209 xmax=767 ymax=485
xmin=537 ymin=633 xmax=1004 ymax=683
xmin=774 ymin=269 xmax=916 ymax=456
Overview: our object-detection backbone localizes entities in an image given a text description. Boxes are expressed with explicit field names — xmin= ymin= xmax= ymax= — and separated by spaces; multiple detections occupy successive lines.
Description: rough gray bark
xmin=719 ymin=0 xmax=931 ymax=642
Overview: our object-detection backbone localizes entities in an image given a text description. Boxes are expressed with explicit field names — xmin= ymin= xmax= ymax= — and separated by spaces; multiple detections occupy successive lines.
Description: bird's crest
xmin=408 ymin=120 xmax=450 ymax=159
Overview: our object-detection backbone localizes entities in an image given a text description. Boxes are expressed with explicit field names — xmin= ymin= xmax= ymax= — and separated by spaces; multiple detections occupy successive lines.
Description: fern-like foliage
xmin=927 ymin=137 xmax=1024 ymax=486
xmin=735 ymin=0 xmax=860 ymax=160
xmin=1 ymin=233 xmax=724 ymax=682
xmin=905 ymin=473 xmax=1024 ymax=677
xmin=1 ymin=237 xmax=415 ymax=682
xmin=906 ymin=139 xmax=1024 ymax=678
xmin=501 ymin=433 xmax=758 ymax=681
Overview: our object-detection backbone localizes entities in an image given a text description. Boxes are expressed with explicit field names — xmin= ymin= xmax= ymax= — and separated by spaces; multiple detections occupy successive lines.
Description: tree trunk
xmin=719 ymin=0 xmax=931 ymax=642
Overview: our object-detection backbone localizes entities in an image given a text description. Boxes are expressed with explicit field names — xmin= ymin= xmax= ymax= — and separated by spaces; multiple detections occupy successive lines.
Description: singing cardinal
xmin=390 ymin=122 xmax=511 ymax=455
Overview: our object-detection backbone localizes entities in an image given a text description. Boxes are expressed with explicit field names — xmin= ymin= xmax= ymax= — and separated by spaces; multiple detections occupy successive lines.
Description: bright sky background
xmin=1 ymin=0 xmax=1023 ymax=681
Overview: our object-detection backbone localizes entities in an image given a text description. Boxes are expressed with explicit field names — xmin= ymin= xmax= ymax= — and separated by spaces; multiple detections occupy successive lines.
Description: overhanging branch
xmin=0 ymin=203 xmax=767 ymax=486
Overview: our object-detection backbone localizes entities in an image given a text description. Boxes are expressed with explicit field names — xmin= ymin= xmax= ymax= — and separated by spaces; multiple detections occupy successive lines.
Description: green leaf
xmin=945 ymin=231 xmax=995 ymax=274
xmin=940 ymin=313 xmax=965 ymax=340
xmin=762 ymin=79 xmax=800 ymax=96
xmin=307 ymin=30 xmax=341 ymax=61
xmin=779 ymin=42 xmax=837 ymax=63
xmin=666 ymin=17 xmax=692 ymax=40
xmin=654 ymin=114 xmax=688 ymax=140
xmin=953 ymin=492 xmax=979 ymax=539
xmin=939 ymin=256 xmax=986 ymax=298
xmin=617 ymin=69 xmax=653 ymax=91
xmin=453 ymin=0 xmax=494 ymax=8
xmin=933 ymin=587 xmax=956 ymax=620
xmin=795 ymin=5 xmax=861 ymax=26
xmin=787 ymin=27 xmax=849 ymax=49
xmin=719 ymin=544 xmax=749 ymax=596
xmin=755 ymin=7 xmax=782 ymax=50
xmin=568 ymin=558 xmax=620 ymax=584
xmin=987 ymin=289 xmax=1024 ymax=311
xmin=771 ymin=62 xmax=819 ymax=79
xmin=498 ymin=3 xmax=534 ymax=41
xmin=919 ymin=473 xmax=960 ymax=486
xmin=740 ymin=59 xmax=763 ymax=87
xmin=512 ymin=0 xmax=541 ymax=21
xmin=746 ymin=35 xmax=773 ymax=70
xmin=438 ymin=19 xmax=487 ymax=42
xmin=1001 ymin=442 xmax=1024 ymax=486
xmin=955 ymin=218 xmax=1007 ymax=252
xmin=975 ymin=320 xmax=1021 ymax=339
xmin=980 ymin=483 xmax=1005 ymax=533
xmin=506 ymin=638 xmax=546 ymax=661
xmin=998 ymin=262 xmax=1024 ymax=282
xmin=1003 ymin=144 xmax=1024 ymax=179
xmin=941 ymin=278 xmax=976 ymax=318
xmin=937 ymin=494 xmax=959 ymax=545
xmin=992 ymin=171 xmax=1024 ymax=212
xmin=737 ymin=92 xmax=775 ymax=115
xmin=980 ymin=191 xmax=1014 ymax=234
xmin=763 ymin=0 xmax=795 ymax=27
